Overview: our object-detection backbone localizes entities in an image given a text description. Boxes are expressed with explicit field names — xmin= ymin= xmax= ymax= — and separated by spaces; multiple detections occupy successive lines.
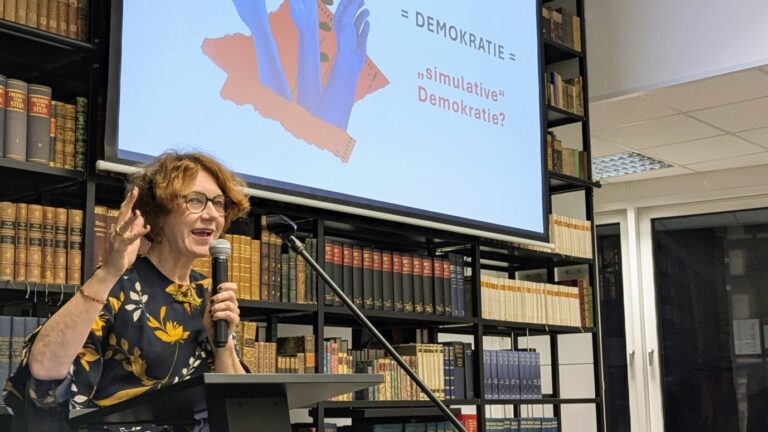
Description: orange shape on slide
xmin=201 ymin=0 xmax=389 ymax=163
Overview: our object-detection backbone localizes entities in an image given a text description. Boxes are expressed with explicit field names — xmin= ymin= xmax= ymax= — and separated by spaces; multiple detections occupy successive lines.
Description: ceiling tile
xmin=689 ymin=96 xmax=768 ymax=132
xmin=647 ymin=69 xmax=768 ymax=112
xmin=687 ymin=151 xmax=768 ymax=172
xmin=592 ymin=115 xmax=722 ymax=149
xmin=737 ymin=127 xmax=768 ymax=149
xmin=590 ymin=137 xmax=628 ymax=157
xmin=642 ymin=135 xmax=765 ymax=165
xmin=599 ymin=166 xmax=693 ymax=183
xmin=589 ymin=95 xmax=677 ymax=130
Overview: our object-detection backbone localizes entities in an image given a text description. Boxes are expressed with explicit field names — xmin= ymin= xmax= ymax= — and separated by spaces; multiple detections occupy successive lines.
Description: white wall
xmin=585 ymin=0 xmax=768 ymax=100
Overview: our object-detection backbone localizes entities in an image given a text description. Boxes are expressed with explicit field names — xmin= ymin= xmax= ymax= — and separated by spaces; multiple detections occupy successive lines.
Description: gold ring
xmin=113 ymin=224 xmax=125 ymax=237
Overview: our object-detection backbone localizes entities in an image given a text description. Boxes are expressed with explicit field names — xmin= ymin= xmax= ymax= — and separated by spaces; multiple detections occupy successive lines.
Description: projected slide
xmin=116 ymin=0 xmax=544 ymax=235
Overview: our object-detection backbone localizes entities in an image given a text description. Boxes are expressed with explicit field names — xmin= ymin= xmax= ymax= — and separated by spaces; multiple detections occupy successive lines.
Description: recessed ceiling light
xmin=592 ymin=152 xmax=673 ymax=180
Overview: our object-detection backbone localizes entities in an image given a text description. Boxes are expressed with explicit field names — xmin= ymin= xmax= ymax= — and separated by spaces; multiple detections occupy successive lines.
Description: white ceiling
xmin=589 ymin=66 xmax=768 ymax=183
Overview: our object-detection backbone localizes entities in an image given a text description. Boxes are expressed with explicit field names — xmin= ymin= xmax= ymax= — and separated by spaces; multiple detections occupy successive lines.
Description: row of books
xmin=542 ymin=6 xmax=582 ymax=52
xmin=323 ymin=242 xmax=468 ymax=317
xmin=484 ymin=417 xmax=558 ymax=432
xmin=546 ymin=132 xmax=588 ymax=180
xmin=549 ymin=214 xmax=592 ymax=259
xmin=0 ymin=76 xmax=88 ymax=170
xmin=191 ymin=233 xmax=318 ymax=304
xmin=1 ymin=0 xmax=89 ymax=41
xmin=545 ymin=72 xmax=584 ymax=117
xmin=0 ymin=201 xmax=83 ymax=285
xmin=483 ymin=350 xmax=542 ymax=400
xmin=480 ymin=276 xmax=592 ymax=327
xmin=0 ymin=315 xmax=45 ymax=389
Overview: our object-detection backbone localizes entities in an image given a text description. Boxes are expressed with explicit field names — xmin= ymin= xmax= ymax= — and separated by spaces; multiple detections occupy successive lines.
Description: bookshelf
xmin=0 ymin=1 xmax=603 ymax=431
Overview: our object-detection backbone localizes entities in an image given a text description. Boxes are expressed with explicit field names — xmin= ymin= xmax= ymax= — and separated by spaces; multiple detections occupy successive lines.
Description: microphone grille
xmin=209 ymin=238 xmax=232 ymax=258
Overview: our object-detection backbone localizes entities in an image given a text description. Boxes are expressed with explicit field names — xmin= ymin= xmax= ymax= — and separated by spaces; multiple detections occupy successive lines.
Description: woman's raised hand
xmin=102 ymin=187 xmax=151 ymax=278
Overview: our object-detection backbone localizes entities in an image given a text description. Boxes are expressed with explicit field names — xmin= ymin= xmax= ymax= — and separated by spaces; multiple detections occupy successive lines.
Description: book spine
xmin=14 ymin=203 xmax=27 ymax=281
xmin=0 ymin=316 xmax=10 ymax=388
xmin=25 ymin=204 xmax=42 ymax=282
xmin=412 ymin=256 xmax=423 ymax=313
xmin=66 ymin=0 xmax=76 ymax=38
xmin=2 ymin=0 xmax=12 ymax=21
xmin=0 ymin=75 xmax=5 ymax=157
xmin=74 ymin=96 xmax=87 ymax=171
xmin=422 ymin=256 xmax=434 ymax=314
xmin=47 ymin=0 xmax=57 ymax=32
xmin=433 ymin=257 xmax=444 ymax=315
xmin=372 ymin=249 xmax=382 ymax=310
xmin=323 ymin=240 xmax=335 ymax=305
xmin=9 ymin=316 xmax=25 ymax=372
xmin=392 ymin=251 xmax=403 ymax=312
xmin=92 ymin=205 xmax=107 ymax=275
xmin=53 ymin=207 xmax=67 ymax=283
xmin=16 ymin=0 xmax=27 ymax=24
xmin=342 ymin=243 xmax=353 ymax=302
xmin=442 ymin=257 xmax=452 ymax=316
xmin=270 ymin=233 xmax=280 ymax=301
xmin=0 ymin=202 xmax=15 ymax=281
xmin=27 ymin=0 xmax=37 ymax=27
xmin=362 ymin=247 xmax=373 ymax=309
xmin=251 ymin=239 xmax=260 ymax=301
xmin=57 ymin=0 xmax=67 ymax=36
xmin=401 ymin=254 xmax=413 ymax=313
xmin=4 ymin=79 xmax=28 ymax=161
xmin=62 ymin=103 xmax=75 ymax=169
xmin=259 ymin=230 xmax=270 ymax=301
xmin=381 ymin=250 xmax=393 ymax=311
xmin=76 ymin=0 xmax=87 ymax=41
xmin=26 ymin=84 xmax=52 ymax=164
xmin=332 ymin=242 xmax=343 ymax=306
xmin=38 ymin=0 xmax=48 ymax=31
xmin=351 ymin=245 xmax=363 ymax=307
xmin=67 ymin=208 xmax=82 ymax=284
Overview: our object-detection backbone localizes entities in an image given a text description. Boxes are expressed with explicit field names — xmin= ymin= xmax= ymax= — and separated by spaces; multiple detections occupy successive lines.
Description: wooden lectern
xmin=69 ymin=373 xmax=383 ymax=432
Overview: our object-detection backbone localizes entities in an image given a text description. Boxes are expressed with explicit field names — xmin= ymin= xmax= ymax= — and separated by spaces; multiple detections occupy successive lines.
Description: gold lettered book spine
xmin=74 ymin=97 xmax=87 ymax=171
xmin=38 ymin=0 xmax=48 ymax=31
xmin=14 ymin=203 xmax=28 ymax=281
xmin=56 ymin=0 xmax=67 ymax=36
xmin=27 ymin=0 xmax=38 ymax=28
xmin=16 ymin=0 xmax=27 ymax=25
xmin=4 ymin=79 xmax=28 ymax=162
xmin=0 ymin=75 xmax=6 ymax=158
xmin=26 ymin=84 xmax=52 ymax=165
xmin=66 ymin=208 xmax=83 ymax=285
xmin=250 ymin=239 xmax=260 ymax=301
xmin=47 ymin=0 xmax=57 ymax=36
xmin=3 ymin=0 xmax=14 ymax=22
xmin=76 ymin=0 xmax=87 ymax=41
xmin=63 ymin=103 xmax=75 ymax=170
xmin=41 ymin=206 xmax=55 ymax=283
xmin=66 ymin=0 xmax=76 ymax=38
xmin=92 ymin=205 xmax=108 ymax=273
xmin=0 ymin=202 xmax=16 ymax=281
xmin=53 ymin=207 xmax=67 ymax=284
xmin=25 ymin=204 xmax=43 ymax=282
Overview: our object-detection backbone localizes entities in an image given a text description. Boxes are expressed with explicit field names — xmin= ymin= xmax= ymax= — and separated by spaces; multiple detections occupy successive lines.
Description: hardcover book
xmin=4 ymin=79 xmax=28 ymax=161
xmin=0 ymin=75 xmax=5 ymax=156
xmin=0 ymin=202 xmax=15 ymax=281
xmin=27 ymin=84 xmax=53 ymax=165
xmin=14 ymin=203 xmax=28 ymax=281
xmin=25 ymin=204 xmax=43 ymax=282
xmin=42 ymin=206 xmax=55 ymax=282
xmin=66 ymin=208 xmax=83 ymax=285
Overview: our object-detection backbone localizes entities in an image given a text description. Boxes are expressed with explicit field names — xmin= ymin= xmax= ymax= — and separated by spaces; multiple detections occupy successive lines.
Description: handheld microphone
xmin=209 ymin=238 xmax=232 ymax=348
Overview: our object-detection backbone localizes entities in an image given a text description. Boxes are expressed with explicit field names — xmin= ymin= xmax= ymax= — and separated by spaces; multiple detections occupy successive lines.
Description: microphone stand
xmin=266 ymin=215 xmax=467 ymax=432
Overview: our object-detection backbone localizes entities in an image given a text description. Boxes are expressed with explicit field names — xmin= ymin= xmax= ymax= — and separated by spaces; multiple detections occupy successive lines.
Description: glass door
xmin=596 ymin=212 xmax=650 ymax=432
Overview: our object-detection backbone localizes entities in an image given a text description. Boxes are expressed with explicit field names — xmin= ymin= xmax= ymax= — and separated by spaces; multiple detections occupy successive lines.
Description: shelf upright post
xmin=471 ymin=241 xmax=486 ymax=430
xmin=313 ymin=215 xmax=326 ymax=431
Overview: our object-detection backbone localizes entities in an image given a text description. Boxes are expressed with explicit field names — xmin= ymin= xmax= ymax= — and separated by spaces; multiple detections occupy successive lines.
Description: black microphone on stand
xmin=209 ymin=238 xmax=232 ymax=348
xmin=265 ymin=214 xmax=467 ymax=432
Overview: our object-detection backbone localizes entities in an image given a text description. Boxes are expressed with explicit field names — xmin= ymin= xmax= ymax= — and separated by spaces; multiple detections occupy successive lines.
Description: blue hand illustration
xmin=290 ymin=0 xmax=323 ymax=110
xmin=315 ymin=0 xmax=371 ymax=130
xmin=233 ymin=0 xmax=292 ymax=100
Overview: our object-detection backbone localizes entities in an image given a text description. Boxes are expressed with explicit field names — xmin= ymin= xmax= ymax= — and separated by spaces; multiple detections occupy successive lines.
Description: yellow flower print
xmin=78 ymin=346 xmax=100 ymax=371
xmin=165 ymin=282 xmax=202 ymax=314
xmin=109 ymin=291 xmax=125 ymax=314
xmin=147 ymin=306 xmax=190 ymax=345
xmin=91 ymin=313 xmax=108 ymax=337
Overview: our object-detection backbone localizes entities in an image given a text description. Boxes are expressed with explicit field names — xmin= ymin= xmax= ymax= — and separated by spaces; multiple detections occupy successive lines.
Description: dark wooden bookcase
xmin=0 ymin=0 xmax=604 ymax=430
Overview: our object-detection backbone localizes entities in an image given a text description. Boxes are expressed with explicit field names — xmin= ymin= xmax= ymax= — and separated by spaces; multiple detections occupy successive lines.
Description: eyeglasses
xmin=181 ymin=192 xmax=229 ymax=215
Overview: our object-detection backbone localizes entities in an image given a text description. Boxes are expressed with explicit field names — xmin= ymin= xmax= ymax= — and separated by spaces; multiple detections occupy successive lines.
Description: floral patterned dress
xmin=3 ymin=256 xmax=215 ymax=430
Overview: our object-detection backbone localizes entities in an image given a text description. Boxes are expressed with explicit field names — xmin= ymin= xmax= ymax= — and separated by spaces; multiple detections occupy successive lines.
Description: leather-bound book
xmin=26 ymin=84 xmax=52 ymax=165
xmin=41 ymin=206 xmax=55 ymax=283
xmin=4 ymin=79 xmax=28 ymax=161
xmin=66 ymin=208 xmax=83 ymax=285
xmin=92 ymin=205 xmax=108 ymax=273
xmin=362 ymin=247 xmax=373 ymax=309
xmin=351 ymin=245 xmax=363 ymax=307
xmin=401 ymin=254 xmax=414 ymax=313
xmin=38 ymin=0 xmax=48 ymax=31
xmin=25 ymin=204 xmax=42 ymax=282
xmin=14 ymin=203 xmax=27 ymax=281
xmin=392 ymin=251 xmax=403 ymax=312
xmin=412 ymin=256 xmax=423 ymax=313
xmin=372 ymin=249 xmax=382 ymax=310
xmin=382 ymin=251 xmax=393 ymax=311
xmin=0 ymin=75 xmax=6 ymax=157
xmin=66 ymin=0 xmax=76 ymax=38
xmin=27 ymin=0 xmax=37 ymax=28
xmin=16 ymin=0 xmax=27 ymax=24
xmin=53 ymin=207 xmax=67 ymax=284
xmin=0 ymin=202 xmax=15 ymax=281
xmin=57 ymin=0 xmax=67 ymax=36
xmin=422 ymin=256 xmax=434 ymax=314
